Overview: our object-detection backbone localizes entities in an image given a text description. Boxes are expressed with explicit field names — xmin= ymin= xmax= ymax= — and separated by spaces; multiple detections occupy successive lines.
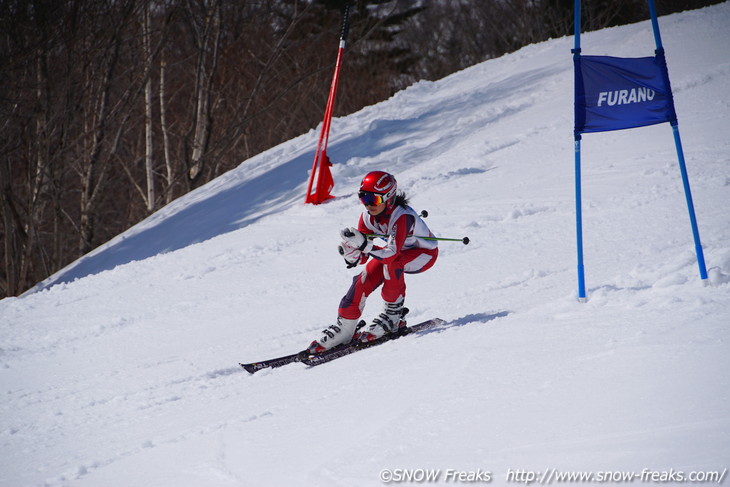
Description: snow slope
xmin=2 ymin=4 xmax=730 ymax=486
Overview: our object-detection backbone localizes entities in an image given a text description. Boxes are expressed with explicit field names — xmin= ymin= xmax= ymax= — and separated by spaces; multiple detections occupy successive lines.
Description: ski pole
xmin=365 ymin=233 xmax=470 ymax=245
xmin=358 ymin=210 xmax=469 ymax=244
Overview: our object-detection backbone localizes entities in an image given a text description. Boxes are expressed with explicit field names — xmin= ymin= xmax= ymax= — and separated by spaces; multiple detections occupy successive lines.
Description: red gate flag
xmin=305 ymin=3 xmax=351 ymax=205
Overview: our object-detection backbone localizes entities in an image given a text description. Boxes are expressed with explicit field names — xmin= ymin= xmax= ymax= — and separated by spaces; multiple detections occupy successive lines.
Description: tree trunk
xmin=187 ymin=0 xmax=221 ymax=183
xmin=143 ymin=4 xmax=155 ymax=212
xmin=159 ymin=52 xmax=174 ymax=205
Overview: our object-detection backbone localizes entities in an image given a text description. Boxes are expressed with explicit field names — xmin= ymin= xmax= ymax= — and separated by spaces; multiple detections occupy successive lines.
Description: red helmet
xmin=359 ymin=171 xmax=397 ymax=207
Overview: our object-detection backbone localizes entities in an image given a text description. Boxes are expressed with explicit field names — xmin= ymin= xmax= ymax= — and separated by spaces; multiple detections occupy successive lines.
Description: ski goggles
xmin=358 ymin=191 xmax=386 ymax=206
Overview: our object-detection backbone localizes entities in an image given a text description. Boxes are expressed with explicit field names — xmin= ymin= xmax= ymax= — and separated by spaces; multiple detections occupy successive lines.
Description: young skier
xmin=307 ymin=171 xmax=439 ymax=353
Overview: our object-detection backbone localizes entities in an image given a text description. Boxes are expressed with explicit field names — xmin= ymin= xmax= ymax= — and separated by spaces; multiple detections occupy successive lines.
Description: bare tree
xmin=77 ymin=7 xmax=125 ymax=254
xmin=143 ymin=3 xmax=155 ymax=212
xmin=159 ymin=50 xmax=176 ymax=205
xmin=184 ymin=0 xmax=222 ymax=184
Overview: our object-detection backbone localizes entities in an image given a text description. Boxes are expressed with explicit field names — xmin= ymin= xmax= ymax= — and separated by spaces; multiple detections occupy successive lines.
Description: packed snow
xmin=2 ymin=4 xmax=729 ymax=486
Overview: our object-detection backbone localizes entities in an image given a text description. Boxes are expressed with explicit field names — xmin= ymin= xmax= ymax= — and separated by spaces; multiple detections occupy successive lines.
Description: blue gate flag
xmin=574 ymin=52 xmax=677 ymax=135
xmin=571 ymin=0 xmax=708 ymax=301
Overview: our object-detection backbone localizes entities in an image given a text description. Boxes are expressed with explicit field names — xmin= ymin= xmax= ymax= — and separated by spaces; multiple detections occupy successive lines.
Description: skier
xmin=307 ymin=171 xmax=439 ymax=353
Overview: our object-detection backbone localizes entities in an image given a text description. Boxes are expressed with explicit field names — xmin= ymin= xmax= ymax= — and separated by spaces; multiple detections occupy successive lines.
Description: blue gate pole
xmin=573 ymin=0 xmax=587 ymax=300
xmin=574 ymin=0 xmax=581 ymax=52
xmin=575 ymin=136 xmax=587 ymax=300
xmin=647 ymin=0 xmax=663 ymax=50
xmin=672 ymin=124 xmax=709 ymax=280
xmin=647 ymin=0 xmax=709 ymax=282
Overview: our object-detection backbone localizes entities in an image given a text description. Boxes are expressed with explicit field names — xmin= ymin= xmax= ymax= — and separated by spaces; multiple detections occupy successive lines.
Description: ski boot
xmin=306 ymin=316 xmax=358 ymax=354
xmin=358 ymin=299 xmax=408 ymax=343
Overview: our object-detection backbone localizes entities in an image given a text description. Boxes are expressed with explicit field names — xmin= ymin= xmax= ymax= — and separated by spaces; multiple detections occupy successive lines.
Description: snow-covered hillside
xmin=2 ymin=4 xmax=729 ymax=486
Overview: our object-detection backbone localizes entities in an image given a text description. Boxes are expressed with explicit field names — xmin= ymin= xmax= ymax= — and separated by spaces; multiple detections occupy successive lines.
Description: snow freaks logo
xmin=378 ymin=467 xmax=728 ymax=484
xmin=379 ymin=468 xmax=492 ymax=483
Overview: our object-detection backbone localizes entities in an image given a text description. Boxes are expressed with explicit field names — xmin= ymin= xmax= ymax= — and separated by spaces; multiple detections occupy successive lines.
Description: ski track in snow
xmin=2 ymin=4 xmax=730 ymax=487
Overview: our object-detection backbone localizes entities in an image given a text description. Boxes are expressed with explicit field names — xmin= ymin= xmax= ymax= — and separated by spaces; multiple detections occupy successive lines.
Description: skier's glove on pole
xmin=340 ymin=227 xmax=373 ymax=253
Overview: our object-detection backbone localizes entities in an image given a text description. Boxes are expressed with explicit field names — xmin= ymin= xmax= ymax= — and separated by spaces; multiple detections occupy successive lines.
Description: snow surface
xmin=2 ymin=4 xmax=730 ymax=486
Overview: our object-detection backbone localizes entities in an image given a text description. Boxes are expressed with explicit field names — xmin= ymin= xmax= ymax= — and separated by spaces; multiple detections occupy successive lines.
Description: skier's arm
xmin=342 ymin=215 xmax=367 ymax=266
xmin=368 ymin=213 xmax=413 ymax=263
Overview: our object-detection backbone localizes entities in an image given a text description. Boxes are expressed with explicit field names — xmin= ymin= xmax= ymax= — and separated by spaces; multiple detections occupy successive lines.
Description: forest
xmin=0 ymin=0 xmax=719 ymax=297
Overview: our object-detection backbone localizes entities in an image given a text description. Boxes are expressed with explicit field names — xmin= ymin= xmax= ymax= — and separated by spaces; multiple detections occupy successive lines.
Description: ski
xmin=240 ymin=352 xmax=302 ymax=374
xmin=240 ymin=317 xmax=445 ymax=373
xmin=300 ymin=317 xmax=445 ymax=367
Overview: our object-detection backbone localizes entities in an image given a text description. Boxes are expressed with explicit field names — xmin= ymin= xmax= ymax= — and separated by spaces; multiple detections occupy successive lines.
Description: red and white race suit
xmin=338 ymin=205 xmax=438 ymax=320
